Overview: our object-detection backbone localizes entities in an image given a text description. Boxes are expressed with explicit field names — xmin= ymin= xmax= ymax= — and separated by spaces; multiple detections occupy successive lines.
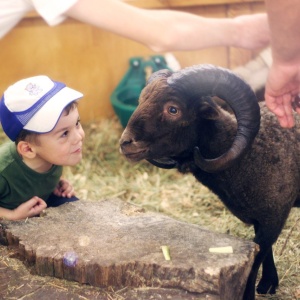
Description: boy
xmin=0 ymin=75 xmax=85 ymax=221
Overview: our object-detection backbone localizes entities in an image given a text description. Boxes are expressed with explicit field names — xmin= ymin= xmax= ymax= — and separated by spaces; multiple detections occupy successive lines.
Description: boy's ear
xmin=17 ymin=141 xmax=36 ymax=158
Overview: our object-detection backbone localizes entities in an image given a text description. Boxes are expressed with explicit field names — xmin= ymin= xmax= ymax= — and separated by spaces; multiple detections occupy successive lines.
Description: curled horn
xmin=168 ymin=64 xmax=260 ymax=173
xmin=147 ymin=69 xmax=173 ymax=84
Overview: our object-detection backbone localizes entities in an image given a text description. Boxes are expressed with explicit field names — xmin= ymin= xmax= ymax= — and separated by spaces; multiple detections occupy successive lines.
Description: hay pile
xmin=0 ymin=117 xmax=299 ymax=299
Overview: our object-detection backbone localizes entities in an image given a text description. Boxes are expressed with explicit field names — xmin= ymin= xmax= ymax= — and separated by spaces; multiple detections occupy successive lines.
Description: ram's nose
xmin=120 ymin=128 xmax=131 ymax=143
xmin=119 ymin=139 xmax=132 ymax=153
xmin=119 ymin=129 xmax=132 ymax=154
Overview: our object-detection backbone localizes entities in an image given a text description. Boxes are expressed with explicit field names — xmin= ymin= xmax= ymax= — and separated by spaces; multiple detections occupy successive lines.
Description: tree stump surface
xmin=0 ymin=198 xmax=258 ymax=300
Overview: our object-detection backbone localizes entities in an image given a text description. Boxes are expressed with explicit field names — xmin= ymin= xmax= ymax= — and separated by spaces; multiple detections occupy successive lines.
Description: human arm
xmin=0 ymin=196 xmax=47 ymax=221
xmin=65 ymin=0 xmax=269 ymax=52
xmin=52 ymin=178 xmax=75 ymax=198
xmin=264 ymin=0 xmax=300 ymax=128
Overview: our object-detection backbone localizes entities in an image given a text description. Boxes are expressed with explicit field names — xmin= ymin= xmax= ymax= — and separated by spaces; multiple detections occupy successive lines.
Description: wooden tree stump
xmin=0 ymin=198 xmax=258 ymax=300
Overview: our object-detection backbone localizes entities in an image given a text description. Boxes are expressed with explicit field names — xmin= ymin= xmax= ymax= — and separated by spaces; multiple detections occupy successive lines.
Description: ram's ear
xmin=199 ymin=96 xmax=220 ymax=120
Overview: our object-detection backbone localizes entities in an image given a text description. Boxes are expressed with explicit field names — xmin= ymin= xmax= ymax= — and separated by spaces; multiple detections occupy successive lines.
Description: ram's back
xmin=196 ymin=102 xmax=300 ymax=225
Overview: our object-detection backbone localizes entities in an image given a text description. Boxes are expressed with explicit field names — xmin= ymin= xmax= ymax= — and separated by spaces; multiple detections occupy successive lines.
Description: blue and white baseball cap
xmin=0 ymin=75 xmax=83 ymax=141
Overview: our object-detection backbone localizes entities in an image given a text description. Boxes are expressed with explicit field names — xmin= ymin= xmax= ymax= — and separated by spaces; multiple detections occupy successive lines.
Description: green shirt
xmin=0 ymin=142 xmax=62 ymax=209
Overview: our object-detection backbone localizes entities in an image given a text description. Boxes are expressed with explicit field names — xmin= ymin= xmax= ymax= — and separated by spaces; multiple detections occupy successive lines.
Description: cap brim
xmin=24 ymin=86 xmax=83 ymax=133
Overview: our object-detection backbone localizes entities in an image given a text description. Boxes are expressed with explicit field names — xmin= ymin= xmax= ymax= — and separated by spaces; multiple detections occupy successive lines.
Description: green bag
xmin=110 ymin=55 xmax=171 ymax=127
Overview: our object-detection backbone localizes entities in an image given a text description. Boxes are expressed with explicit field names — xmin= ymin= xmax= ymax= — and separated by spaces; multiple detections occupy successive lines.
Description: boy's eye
xmin=62 ymin=131 xmax=69 ymax=137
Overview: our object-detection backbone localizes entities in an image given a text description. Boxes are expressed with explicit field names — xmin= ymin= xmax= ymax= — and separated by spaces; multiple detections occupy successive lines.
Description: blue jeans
xmin=46 ymin=193 xmax=79 ymax=207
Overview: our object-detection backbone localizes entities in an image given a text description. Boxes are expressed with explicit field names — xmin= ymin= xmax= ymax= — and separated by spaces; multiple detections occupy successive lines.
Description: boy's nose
xmin=73 ymin=128 xmax=85 ymax=143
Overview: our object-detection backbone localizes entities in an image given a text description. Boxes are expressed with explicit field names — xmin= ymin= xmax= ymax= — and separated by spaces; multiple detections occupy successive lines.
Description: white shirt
xmin=0 ymin=0 xmax=78 ymax=39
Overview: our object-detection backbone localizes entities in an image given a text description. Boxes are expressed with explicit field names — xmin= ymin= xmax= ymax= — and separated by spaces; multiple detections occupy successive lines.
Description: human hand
xmin=53 ymin=178 xmax=75 ymax=198
xmin=265 ymin=61 xmax=300 ymax=128
xmin=10 ymin=197 xmax=47 ymax=221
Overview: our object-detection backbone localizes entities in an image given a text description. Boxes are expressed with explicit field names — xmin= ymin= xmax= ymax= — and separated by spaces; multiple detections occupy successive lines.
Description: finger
xmin=28 ymin=196 xmax=40 ymax=205
xmin=64 ymin=187 xmax=75 ymax=198
xmin=53 ymin=189 xmax=62 ymax=197
xmin=59 ymin=179 xmax=70 ymax=187
xmin=32 ymin=198 xmax=47 ymax=209
xmin=277 ymin=115 xmax=292 ymax=128
xmin=31 ymin=201 xmax=47 ymax=214
xmin=265 ymin=95 xmax=285 ymax=117
xmin=59 ymin=183 xmax=69 ymax=193
xmin=35 ymin=198 xmax=47 ymax=205
xmin=282 ymin=94 xmax=295 ymax=128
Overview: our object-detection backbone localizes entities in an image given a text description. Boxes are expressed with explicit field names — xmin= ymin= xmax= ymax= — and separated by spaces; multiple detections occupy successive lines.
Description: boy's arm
xmin=0 ymin=197 xmax=47 ymax=221
xmin=0 ymin=206 xmax=14 ymax=220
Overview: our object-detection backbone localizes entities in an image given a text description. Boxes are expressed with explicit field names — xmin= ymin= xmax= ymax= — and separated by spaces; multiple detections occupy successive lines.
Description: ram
xmin=119 ymin=64 xmax=300 ymax=300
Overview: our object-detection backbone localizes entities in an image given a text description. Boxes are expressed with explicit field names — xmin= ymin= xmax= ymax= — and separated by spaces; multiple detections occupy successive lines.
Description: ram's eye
xmin=168 ymin=106 xmax=178 ymax=115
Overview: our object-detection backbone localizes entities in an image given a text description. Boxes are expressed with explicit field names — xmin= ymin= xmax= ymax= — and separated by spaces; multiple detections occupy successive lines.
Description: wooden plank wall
xmin=0 ymin=0 xmax=265 ymax=124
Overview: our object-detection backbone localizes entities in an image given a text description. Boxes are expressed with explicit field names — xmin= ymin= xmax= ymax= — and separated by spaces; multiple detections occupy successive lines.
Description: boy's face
xmin=33 ymin=107 xmax=85 ymax=167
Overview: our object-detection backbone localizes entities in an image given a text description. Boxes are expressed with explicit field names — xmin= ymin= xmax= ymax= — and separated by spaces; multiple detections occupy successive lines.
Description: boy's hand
xmin=10 ymin=197 xmax=47 ymax=220
xmin=53 ymin=178 xmax=75 ymax=198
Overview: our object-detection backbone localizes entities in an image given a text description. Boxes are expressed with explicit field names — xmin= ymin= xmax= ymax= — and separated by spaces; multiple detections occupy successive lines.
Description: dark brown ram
xmin=119 ymin=64 xmax=300 ymax=300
